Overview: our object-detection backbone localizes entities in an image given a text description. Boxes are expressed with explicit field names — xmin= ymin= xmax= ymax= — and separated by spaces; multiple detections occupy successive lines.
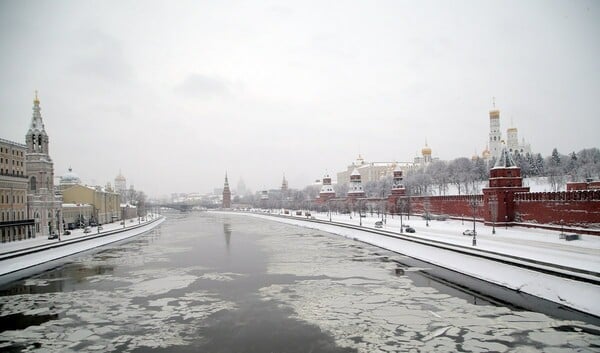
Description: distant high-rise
xmin=222 ymin=173 xmax=231 ymax=208
xmin=115 ymin=170 xmax=126 ymax=194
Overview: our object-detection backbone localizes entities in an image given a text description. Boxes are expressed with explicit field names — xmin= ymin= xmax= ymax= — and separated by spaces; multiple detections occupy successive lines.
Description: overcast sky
xmin=1 ymin=0 xmax=598 ymax=197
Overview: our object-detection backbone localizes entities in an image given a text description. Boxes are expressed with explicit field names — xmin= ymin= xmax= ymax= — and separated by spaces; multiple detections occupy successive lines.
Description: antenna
xmin=492 ymin=96 xmax=496 ymax=108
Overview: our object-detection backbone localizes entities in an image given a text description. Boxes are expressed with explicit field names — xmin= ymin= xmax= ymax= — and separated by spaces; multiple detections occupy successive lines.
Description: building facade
xmin=61 ymin=203 xmax=93 ymax=229
xmin=62 ymin=184 xmax=120 ymax=224
xmin=337 ymin=154 xmax=413 ymax=185
xmin=25 ymin=93 xmax=62 ymax=237
xmin=0 ymin=138 xmax=33 ymax=242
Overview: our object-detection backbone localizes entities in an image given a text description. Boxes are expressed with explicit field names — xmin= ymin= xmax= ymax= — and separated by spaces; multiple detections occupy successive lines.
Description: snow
xmin=0 ymin=215 xmax=165 ymax=281
xmin=231 ymin=210 xmax=600 ymax=316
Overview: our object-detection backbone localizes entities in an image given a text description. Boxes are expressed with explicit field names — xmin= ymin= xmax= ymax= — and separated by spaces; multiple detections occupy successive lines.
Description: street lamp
xmin=489 ymin=195 xmax=498 ymax=235
xmin=400 ymin=211 xmax=403 ymax=234
xmin=469 ymin=196 xmax=481 ymax=247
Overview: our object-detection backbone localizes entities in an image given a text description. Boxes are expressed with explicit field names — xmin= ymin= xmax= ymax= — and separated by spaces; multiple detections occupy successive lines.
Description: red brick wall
xmin=514 ymin=191 xmax=600 ymax=226
xmin=404 ymin=195 xmax=485 ymax=219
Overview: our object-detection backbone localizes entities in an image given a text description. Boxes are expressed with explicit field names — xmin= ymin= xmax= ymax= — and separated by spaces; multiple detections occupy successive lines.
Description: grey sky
xmin=1 ymin=0 xmax=598 ymax=197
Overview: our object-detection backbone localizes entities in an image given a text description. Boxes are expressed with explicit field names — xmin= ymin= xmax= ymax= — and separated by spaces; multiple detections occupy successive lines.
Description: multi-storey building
xmin=0 ymin=138 xmax=32 ymax=242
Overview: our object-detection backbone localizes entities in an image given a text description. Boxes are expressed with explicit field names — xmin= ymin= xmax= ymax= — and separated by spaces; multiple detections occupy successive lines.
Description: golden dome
xmin=421 ymin=143 xmax=432 ymax=156
xmin=482 ymin=146 xmax=491 ymax=159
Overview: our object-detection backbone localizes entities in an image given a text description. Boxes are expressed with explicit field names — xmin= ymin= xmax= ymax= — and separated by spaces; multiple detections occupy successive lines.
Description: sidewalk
xmin=0 ymin=214 xmax=160 ymax=256
xmin=296 ymin=211 xmax=600 ymax=273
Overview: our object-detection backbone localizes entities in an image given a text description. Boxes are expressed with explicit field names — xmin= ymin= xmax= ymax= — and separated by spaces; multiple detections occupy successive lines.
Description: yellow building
xmin=62 ymin=184 xmax=121 ymax=224
xmin=61 ymin=203 xmax=93 ymax=229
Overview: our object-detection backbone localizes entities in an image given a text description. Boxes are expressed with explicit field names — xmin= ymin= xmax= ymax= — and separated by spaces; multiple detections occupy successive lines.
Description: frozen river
xmin=0 ymin=212 xmax=599 ymax=352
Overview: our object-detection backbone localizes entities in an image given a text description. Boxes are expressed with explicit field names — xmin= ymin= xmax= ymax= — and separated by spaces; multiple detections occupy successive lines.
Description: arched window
xmin=30 ymin=176 xmax=37 ymax=191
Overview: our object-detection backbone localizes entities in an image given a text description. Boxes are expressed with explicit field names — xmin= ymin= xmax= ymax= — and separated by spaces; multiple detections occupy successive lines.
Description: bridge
xmin=147 ymin=202 xmax=197 ymax=212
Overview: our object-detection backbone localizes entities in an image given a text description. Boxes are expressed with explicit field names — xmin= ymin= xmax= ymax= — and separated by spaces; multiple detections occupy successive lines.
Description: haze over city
xmin=1 ymin=0 xmax=598 ymax=197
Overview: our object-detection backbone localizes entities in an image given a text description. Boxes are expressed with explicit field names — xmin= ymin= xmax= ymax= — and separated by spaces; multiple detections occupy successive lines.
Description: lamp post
xmin=56 ymin=209 xmax=61 ymax=242
xmin=469 ymin=195 xmax=481 ymax=247
xmin=400 ymin=211 xmax=403 ymax=234
xmin=489 ymin=195 xmax=498 ymax=235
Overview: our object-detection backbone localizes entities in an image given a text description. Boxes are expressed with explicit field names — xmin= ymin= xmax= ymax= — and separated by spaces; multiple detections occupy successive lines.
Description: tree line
xmin=235 ymin=147 xmax=599 ymax=208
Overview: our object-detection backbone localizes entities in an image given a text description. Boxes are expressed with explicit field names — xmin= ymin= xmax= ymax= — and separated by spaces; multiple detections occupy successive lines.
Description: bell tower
xmin=25 ymin=92 xmax=61 ymax=236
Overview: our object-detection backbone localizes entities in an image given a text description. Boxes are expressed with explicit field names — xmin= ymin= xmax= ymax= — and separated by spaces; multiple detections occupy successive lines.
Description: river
xmin=0 ymin=211 xmax=598 ymax=352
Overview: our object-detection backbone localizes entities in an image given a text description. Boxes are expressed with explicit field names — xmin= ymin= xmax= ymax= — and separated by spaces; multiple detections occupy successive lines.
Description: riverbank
xmin=0 ymin=214 xmax=165 ymax=284
xmin=220 ymin=210 xmax=600 ymax=317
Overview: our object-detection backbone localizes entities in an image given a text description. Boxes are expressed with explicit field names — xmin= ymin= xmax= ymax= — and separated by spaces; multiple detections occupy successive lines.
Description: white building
xmin=337 ymin=154 xmax=413 ymax=185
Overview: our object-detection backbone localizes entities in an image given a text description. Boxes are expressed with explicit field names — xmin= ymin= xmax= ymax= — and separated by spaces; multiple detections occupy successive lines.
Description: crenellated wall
xmin=397 ymin=195 xmax=486 ymax=220
xmin=514 ymin=191 xmax=600 ymax=226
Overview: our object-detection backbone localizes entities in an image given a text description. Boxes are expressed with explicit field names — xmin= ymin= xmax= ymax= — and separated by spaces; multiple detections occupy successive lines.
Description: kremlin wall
xmin=309 ymin=105 xmax=600 ymax=232
xmin=218 ymin=102 xmax=600 ymax=232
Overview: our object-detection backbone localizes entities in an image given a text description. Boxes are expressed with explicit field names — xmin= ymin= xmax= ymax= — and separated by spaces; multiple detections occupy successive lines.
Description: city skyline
xmin=1 ymin=1 xmax=599 ymax=196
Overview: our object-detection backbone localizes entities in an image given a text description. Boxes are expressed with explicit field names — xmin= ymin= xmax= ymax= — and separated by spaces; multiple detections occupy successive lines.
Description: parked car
xmin=83 ymin=227 xmax=91 ymax=234
xmin=374 ymin=221 xmax=383 ymax=228
xmin=48 ymin=233 xmax=58 ymax=240
xmin=63 ymin=230 xmax=71 ymax=235
xmin=295 ymin=211 xmax=302 ymax=216
xmin=405 ymin=227 xmax=416 ymax=233
xmin=463 ymin=229 xmax=476 ymax=236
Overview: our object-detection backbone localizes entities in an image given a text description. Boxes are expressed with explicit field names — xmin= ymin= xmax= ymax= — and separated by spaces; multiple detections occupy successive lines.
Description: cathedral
xmin=485 ymin=100 xmax=532 ymax=161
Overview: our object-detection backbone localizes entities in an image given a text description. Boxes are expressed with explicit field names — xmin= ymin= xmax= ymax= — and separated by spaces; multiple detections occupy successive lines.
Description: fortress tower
xmin=347 ymin=168 xmax=365 ymax=198
xmin=222 ymin=173 xmax=231 ymax=208
xmin=482 ymin=143 xmax=530 ymax=225
xmin=391 ymin=164 xmax=406 ymax=196
xmin=318 ymin=172 xmax=336 ymax=202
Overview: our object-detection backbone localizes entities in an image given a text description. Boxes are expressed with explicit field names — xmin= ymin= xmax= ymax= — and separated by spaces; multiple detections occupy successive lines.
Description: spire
xmin=224 ymin=172 xmax=229 ymax=188
xmin=494 ymin=143 xmax=517 ymax=168
xmin=29 ymin=90 xmax=46 ymax=134
xmin=492 ymin=96 xmax=496 ymax=108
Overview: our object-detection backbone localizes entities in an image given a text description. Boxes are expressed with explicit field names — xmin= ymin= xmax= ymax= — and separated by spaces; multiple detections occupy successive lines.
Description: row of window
xmin=0 ymin=194 xmax=26 ymax=204
xmin=0 ymin=169 xmax=25 ymax=176
xmin=0 ymin=147 xmax=24 ymax=156
xmin=1 ymin=210 xmax=26 ymax=222
xmin=0 ymin=158 xmax=24 ymax=166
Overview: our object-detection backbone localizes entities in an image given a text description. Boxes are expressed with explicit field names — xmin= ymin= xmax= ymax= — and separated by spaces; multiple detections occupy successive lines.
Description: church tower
xmin=25 ymin=92 xmax=61 ymax=236
xmin=222 ymin=173 xmax=231 ymax=208
xmin=489 ymin=98 xmax=502 ymax=159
